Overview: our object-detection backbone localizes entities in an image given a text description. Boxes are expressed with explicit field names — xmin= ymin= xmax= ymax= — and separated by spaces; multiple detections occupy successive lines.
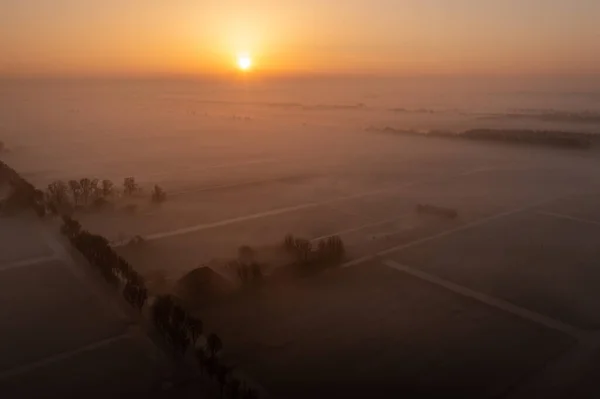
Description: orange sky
xmin=1 ymin=1 xmax=599 ymax=77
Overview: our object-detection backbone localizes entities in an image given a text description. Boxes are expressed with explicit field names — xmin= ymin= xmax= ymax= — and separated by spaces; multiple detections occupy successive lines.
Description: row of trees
xmin=229 ymin=246 xmax=263 ymax=285
xmin=45 ymin=176 xmax=167 ymax=214
xmin=152 ymin=294 xmax=260 ymax=398
xmin=5 ymin=161 xmax=261 ymax=398
xmin=61 ymin=216 xmax=259 ymax=398
xmin=6 ymin=162 xmax=259 ymax=397
xmin=60 ymin=216 xmax=148 ymax=309
xmin=284 ymin=234 xmax=346 ymax=271
xmin=0 ymin=161 xmax=46 ymax=216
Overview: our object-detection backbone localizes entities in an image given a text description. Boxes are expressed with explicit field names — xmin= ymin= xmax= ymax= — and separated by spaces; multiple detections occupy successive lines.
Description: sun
xmin=237 ymin=54 xmax=252 ymax=71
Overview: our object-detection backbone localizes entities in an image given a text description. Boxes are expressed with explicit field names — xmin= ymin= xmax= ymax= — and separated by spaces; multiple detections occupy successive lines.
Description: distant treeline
xmin=485 ymin=110 xmax=600 ymax=124
xmin=368 ymin=127 xmax=595 ymax=149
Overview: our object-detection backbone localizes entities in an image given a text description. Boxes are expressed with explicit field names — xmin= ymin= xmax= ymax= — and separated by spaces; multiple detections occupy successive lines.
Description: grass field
xmin=89 ymin=134 xmax=600 ymax=398
xmin=197 ymin=263 xmax=573 ymax=398
xmin=0 ymin=217 xmax=169 ymax=399
xmin=8 ymin=130 xmax=600 ymax=397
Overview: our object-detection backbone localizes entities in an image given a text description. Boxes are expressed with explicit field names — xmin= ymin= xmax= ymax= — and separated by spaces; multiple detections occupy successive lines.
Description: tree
xmin=229 ymin=378 xmax=241 ymax=399
xmin=123 ymin=177 xmax=138 ymax=196
xmin=216 ymin=364 xmax=231 ymax=397
xmin=32 ymin=189 xmax=46 ymax=217
xmin=284 ymin=234 xmax=295 ymax=251
xmin=243 ymin=388 xmax=260 ymax=399
xmin=207 ymin=333 xmax=223 ymax=358
xmin=46 ymin=180 xmax=71 ymax=213
xmin=61 ymin=215 xmax=81 ymax=239
xmin=68 ymin=180 xmax=82 ymax=206
xmin=206 ymin=355 xmax=219 ymax=380
xmin=90 ymin=178 xmax=100 ymax=201
xmin=136 ymin=286 xmax=148 ymax=309
xmin=186 ymin=316 xmax=203 ymax=345
xmin=294 ymin=238 xmax=312 ymax=263
xmin=101 ymin=179 xmax=114 ymax=197
xmin=79 ymin=178 xmax=92 ymax=205
xmin=251 ymin=263 xmax=262 ymax=280
xmin=151 ymin=185 xmax=167 ymax=203
xmin=195 ymin=348 xmax=208 ymax=374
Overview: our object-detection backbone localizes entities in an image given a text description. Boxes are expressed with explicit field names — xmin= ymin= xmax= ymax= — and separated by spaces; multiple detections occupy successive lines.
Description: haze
xmin=2 ymin=2 xmax=600 ymax=399
xmin=1 ymin=0 xmax=599 ymax=76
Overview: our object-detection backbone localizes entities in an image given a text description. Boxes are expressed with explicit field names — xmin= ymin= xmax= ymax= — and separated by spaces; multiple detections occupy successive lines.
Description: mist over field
xmin=3 ymin=76 xmax=600 ymax=398
xmin=2 ymin=76 xmax=600 ymax=185
xmin=3 ymin=0 xmax=600 ymax=397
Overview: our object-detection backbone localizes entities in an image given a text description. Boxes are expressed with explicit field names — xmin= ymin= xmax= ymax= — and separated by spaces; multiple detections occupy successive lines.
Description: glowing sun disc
xmin=237 ymin=55 xmax=252 ymax=71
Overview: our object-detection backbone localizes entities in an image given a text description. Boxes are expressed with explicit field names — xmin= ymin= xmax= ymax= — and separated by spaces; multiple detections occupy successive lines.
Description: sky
xmin=1 ymin=0 xmax=599 ymax=77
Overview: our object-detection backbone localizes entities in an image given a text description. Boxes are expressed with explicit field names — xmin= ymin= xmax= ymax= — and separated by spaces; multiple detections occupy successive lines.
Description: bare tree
xmin=150 ymin=185 xmax=167 ymax=203
xmin=90 ymin=178 xmax=100 ymax=200
xmin=68 ymin=180 xmax=82 ymax=206
xmin=207 ymin=333 xmax=223 ymax=358
xmin=101 ymin=179 xmax=114 ymax=197
xmin=46 ymin=180 xmax=71 ymax=213
xmin=229 ymin=378 xmax=241 ymax=399
xmin=79 ymin=178 xmax=92 ymax=205
xmin=186 ymin=316 xmax=203 ymax=345
xmin=123 ymin=177 xmax=138 ymax=196
xmin=216 ymin=364 xmax=231 ymax=397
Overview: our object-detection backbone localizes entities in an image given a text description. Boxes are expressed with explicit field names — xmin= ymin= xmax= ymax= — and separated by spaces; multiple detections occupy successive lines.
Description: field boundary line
xmin=0 ymin=255 xmax=57 ymax=273
xmin=0 ymin=333 xmax=132 ymax=381
xmin=536 ymin=211 xmax=600 ymax=228
xmin=39 ymin=228 xmax=129 ymax=321
xmin=342 ymin=195 xmax=573 ymax=268
xmin=310 ymin=214 xmax=410 ymax=242
xmin=118 ymin=183 xmax=415 ymax=244
xmin=382 ymin=259 xmax=583 ymax=339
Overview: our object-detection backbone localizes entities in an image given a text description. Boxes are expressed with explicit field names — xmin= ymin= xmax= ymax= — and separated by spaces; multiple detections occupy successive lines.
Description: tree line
xmin=61 ymin=216 xmax=148 ymax=309
xmin=0 ymin=160 xmax=46 ymax=216
xmin=60 ymin=216 xmax=259 ymax=398
xmin=5 ymin=160 xmax=259 ymax=397
xmin=46 ymin=176 xmax=166 ymax=215
xmin=284 ymin=234 xmax=346 ymax=272
xmin=228 ymin=246 xmax=264 ymax=285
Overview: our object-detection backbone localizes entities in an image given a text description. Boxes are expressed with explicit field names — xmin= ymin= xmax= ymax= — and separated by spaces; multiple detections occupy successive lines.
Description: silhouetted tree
xmin=151 ymin=185 xmax=167 ymax=203
xmin=186 ymin=316 xmax=203 ymax=345
xmin=101 ymin=179 xmax=114 ymax=197
xmin=251 ymin=263 xmax=262 ymax=280
xmin=283 ymin=234 xmax=295 ymax=251
xmin=32 ymin=189 xmax=46 ymax=217
xmin=79 ymin=178 xmax=92 ymax=205
xmin=207 ymin=333 xmax=223 ymax=358
xmin=46 ymin=180 xmax=71 ymax=214
xmin=216 ymin=364 xmax=231 ymax=397
xmin=123 ymin=177 xmax=138 ymax=196
xmin=68 ymin=180 xmax=82 ymax=206
xmin=229 ymin=378 xmax=241 ymax=399
xmin=195 ymin=348 xmax=208 ymax=375
xmin=61 ymin=215 xmax=81 ymax=239
xmin=90 ymin=178 xmax=100 ymax=200
xmin=294 ymin=238 xmax=312 ymax=263
xmin=242 ymin=387 xmax=260 ymax=399
xmin=206 ymin=355 xmax=219 ymax=380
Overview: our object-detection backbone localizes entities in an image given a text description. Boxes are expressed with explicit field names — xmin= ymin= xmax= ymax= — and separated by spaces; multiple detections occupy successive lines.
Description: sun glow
xmin=237 ymin=54 xmax=252 ymax=71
